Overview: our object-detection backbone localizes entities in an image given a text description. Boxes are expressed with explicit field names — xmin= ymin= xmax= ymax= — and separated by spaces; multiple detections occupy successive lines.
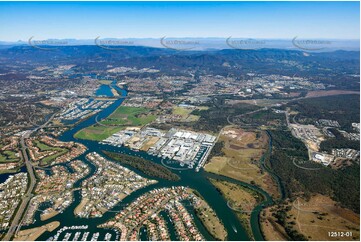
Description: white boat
xmin=232 ymin=224 xmax=238 ymax=233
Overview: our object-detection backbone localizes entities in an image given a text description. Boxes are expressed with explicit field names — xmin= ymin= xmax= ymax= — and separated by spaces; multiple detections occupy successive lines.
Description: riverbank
xmin=209 ymin=178 xmax=263 ymax=240
xmin=103 ymin=151 xmax=180 ymax=181
xmin=190 ymin=189 xmax=228 ymax=241
xmin=18 ymin=84 xmax=262 ymax=241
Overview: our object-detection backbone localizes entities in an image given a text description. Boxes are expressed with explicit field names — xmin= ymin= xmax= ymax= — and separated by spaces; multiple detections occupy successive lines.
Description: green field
xmin=0 ymin=168 xmax=21 ymax=174
xmin=40 ymin=149 xmax=68 ymax=166
xmin=34 ymin=141 xmax=58 ymax=151
xmin=172 ymin=106 xmax=206 ymax=122
xmin=172 ymin=106 xmax=192 ymax=116
xmin=33 ymin=140 xmax=69 ymax=166
xmin=74 ymin=106 xmax=157 ymax=141
xmin=74 ymin=126 xmax=124 ymax=141
xmin=101 ymin=106 xmax=156 ymax=126
xmin=0 ymin=150 xmax=20 ymax=163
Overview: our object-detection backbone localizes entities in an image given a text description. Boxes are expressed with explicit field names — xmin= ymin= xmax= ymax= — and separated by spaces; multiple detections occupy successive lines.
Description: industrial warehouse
xmin=101 ymin=127 xmax=217 ymax=171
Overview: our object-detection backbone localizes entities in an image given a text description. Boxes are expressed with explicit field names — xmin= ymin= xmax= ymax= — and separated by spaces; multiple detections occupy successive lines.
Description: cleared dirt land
xmin=204 ymin=127 xmax=279 ymax=198
xmin=305 ymin=90 xmax=359 ymax=98
xmin=14 ymin=221 xmax=60 ymax=241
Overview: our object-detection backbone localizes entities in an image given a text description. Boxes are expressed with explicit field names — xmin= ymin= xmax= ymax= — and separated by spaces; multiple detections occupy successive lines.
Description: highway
xmin=3 ymin=113 xmax=56 ymax=241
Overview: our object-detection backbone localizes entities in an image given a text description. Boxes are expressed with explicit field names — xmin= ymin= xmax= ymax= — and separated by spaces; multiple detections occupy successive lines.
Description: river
xmin=11 ymin=83 xmax=280 ymax=241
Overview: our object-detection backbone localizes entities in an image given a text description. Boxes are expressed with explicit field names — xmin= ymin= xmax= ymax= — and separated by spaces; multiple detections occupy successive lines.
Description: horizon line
xmin=1 ymin=37 xmax=360 ymax=42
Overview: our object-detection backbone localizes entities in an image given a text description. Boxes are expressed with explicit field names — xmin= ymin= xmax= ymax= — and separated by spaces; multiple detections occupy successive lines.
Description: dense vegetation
xmin=191 ymin=100 xmax=259 ymax=132
xmin=206 ymin=141 xmax=225 ymax=162
xmin=269 ymin=130 xmax=360 ymax=213
xmin=103 ymin=151 xmax=180 ymax=181
xmin=240 ymin=109 xmax=287 ymax=128
xmin=320 ymin=128 xmax=360 ymax=152
xmin=288 ymin=94 xmax=360 ymax=130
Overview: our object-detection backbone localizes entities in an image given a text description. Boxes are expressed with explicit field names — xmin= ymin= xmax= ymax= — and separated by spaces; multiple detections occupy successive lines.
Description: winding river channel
xmin=13 ymin=83 xmax=283 ymax=241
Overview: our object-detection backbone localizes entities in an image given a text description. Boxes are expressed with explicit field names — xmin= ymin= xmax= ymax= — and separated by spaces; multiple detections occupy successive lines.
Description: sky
xmin=0 ymin=1 xmax=359 ymax=41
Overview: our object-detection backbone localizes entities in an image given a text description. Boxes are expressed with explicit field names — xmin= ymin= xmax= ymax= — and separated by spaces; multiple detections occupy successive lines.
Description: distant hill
xmin=0 ymin=45 xmax=359 ymax=89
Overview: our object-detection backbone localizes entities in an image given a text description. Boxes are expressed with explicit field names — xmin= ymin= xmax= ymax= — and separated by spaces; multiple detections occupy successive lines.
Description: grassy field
xmin=74 ymin=106 xmax=157 ymax=141
xmin=0 ymin=150 xmax=20 ymax=162
xmin=289 ymin=195 xmax=359 ymax=241
xmin=0 ymin=168 xmax=21 ymax=174
xmin=34 ymin=141 xmax=57 ymax=151
xmin=33 ymin=141 xmax=68 ymax=166
xmin=0 ymin=153 xmax=7 ymax=162
xmin=204 ymin=127 xmax=279 ymax=198
xmin=172 ymin=106 xmax=191 ymax=116
xmin=40 ymin=149 xmax=68 ymax=166
xmin=261 ymin=208 xmax=290 ymax=241
xmin=75 ymin=126 xmax=124 ymax=141
xmin=101 ymin=106 xmax=156 ymax=126
xmin=172 ymin=106 xmax=208 ymax=122
xmin=261 ymin=194 xmax=360 ymax=241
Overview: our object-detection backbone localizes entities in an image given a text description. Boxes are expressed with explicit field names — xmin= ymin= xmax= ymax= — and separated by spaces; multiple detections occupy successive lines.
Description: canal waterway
xmin=13 ymin=83 xmax=283 ymax=241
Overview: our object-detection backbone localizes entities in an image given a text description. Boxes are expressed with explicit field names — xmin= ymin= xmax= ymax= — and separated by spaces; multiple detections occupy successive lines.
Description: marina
xmin=2 ymin=84 xmax=275 ymax=241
